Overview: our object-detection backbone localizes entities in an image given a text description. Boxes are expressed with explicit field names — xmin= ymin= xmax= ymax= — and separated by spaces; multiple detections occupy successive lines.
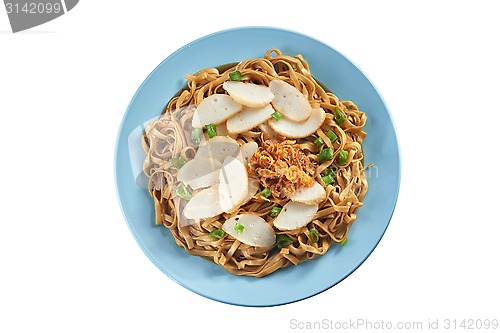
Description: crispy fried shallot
xmin=248 ymin=140 xmax=316 ymax=199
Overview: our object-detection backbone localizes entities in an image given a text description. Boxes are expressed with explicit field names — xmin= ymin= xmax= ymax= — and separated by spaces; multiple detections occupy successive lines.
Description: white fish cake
xmin=268 ymin=107 xmax=326 ymax=138
xmin=183 ymin=187 xmax=223 ymax=220
xmin=258 ymin=122 xmax=282 ymax=139
xmin=290 ymin=182 xmax=326 ymax=205
xmin=219 ymin=155 xmax=249 ymax=213
xmin=269 ymin=80 xmax=312 ymax=122
xmin=223 ymin=81 xmax=274 ymax=108
xmin=273 ymin=201 xmax=318 ymax=231
xmin=193 ymin=94 xmax=242 ymax=126
xmin=239 ymin=141 xmax=258 ymax=161
xmin=177 ymin=158 xmax=222 ymax=189
xmin=222 ymin=214 xmax=276 ymax=247
xmin=194 ymin=136 xmax=240 ymax=163
xmin=227 ymin=104 xmax=274 ymax=134
xmin=241 ymin=178 xmax=260 ymax=206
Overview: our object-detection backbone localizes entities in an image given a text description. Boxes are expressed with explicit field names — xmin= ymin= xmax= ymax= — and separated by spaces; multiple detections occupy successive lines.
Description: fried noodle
xmin=142 ymin=49 xmax=368 ymax=277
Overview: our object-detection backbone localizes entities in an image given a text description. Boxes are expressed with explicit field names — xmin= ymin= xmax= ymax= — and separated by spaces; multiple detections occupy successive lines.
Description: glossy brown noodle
xmin=142 ymin=49 xmax=368 ymax=277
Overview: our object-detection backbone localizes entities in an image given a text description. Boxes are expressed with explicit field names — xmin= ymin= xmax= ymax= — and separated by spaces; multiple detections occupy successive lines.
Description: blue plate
xmin=114 ymin=26 xmax=400 ymax=307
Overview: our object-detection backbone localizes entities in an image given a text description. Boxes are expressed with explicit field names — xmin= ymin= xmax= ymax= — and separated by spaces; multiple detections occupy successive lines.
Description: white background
xmin=1 ymin=1 xmax=499 ymax=332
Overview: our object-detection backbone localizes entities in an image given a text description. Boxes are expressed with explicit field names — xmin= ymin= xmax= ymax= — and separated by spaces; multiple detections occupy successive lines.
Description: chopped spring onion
xmin=313 ymin=137 xmax=325 ymax=146
xmin=174 ymin=185 xmax=192 ymax=200
xmin=205 ymin=123 xmax=217 ymax=138
xmin=334 ymin=107 xmax=346 ymax=125
xmin=318 ymin=147 xmax=334 ymax=162
xmin=169 ymin=156 xmax=186 ymax=169
xmin=341 ymin=237 xmax=349 ymax=246
xmin=229 ymin=70 xmax=242 ymax=81
xmin=338 ymin=149 xmax=348 ymax=166
xmin=269 ymin=206 xmax=282 ymax=218
xmin=277 ymin=234 xmax=293 ymax=249
xmin=321 ymin=174 xmax=335 ymax=185
xmin=234 ymin=222 xmax=245 ymax=234
xmin=324 ymin=167 xmax=337 ymax=178
xmin=191 ymin=128 xmax=203 ymax=144
xmin=271 ymin=111 xmax=284 ymax=121
xmin=322 ymin=167 xmax=337 ymax=185
xmin=208 ymin=229 xmax=225 ymax=239
xmin=260 ymin=188 xmax=272 ymax=198
xmin=326 ymin=129 xmax=338 ymax=143
xmin=309 ymin=228 xmax=320 ymax=243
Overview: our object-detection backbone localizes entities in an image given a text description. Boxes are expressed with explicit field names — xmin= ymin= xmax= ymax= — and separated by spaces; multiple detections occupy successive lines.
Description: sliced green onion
xmin=326 ymin=129 xmax=338 ymax=143
xmin=205 ymin=123 xmax=217 ymax=138
xmin=277 ymin=234 xmax=293 ymax=249
xmin=341 ymin=237 xmax=349 ymax=246
xmin=321 ymin=174 xmax=335 ymax=185
xmin=313 ymin=137 xmax=324 ymax=146
xmin=318 ymin=147 xmax=334 ymax=162
xmin=208 ymin=229 xmax=225 ymax=239
xmin=271 ymin=111 xmax=283 ymax=121
xmin=169 ymin=156 xmax=186 ymax=169
xmin=174 ymin=185 xmax=192 ymax=200
xmin=338 ymin=149 xmax=348 ymax=166
xmin=309 ymin=228 xmax=320 ymax=243
xmin=324 ymin=167 xmax=337 ymax=178
xmin=191 ymin=128 xmax=203 ymax=144
xmin=234 ymin=222 xmax=245 ymax=234
xmin=334 ymin=107 xmax=346 ymax=125
xmin=322 ymin=167 xmax=336 ymax=185
xmin=260 ymin=188 xmax=272 ymax=198
xmin=269 ymin=206 xmax=282 ymax=218
xmin=229 ymin=70 xmax=242 ymax=81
